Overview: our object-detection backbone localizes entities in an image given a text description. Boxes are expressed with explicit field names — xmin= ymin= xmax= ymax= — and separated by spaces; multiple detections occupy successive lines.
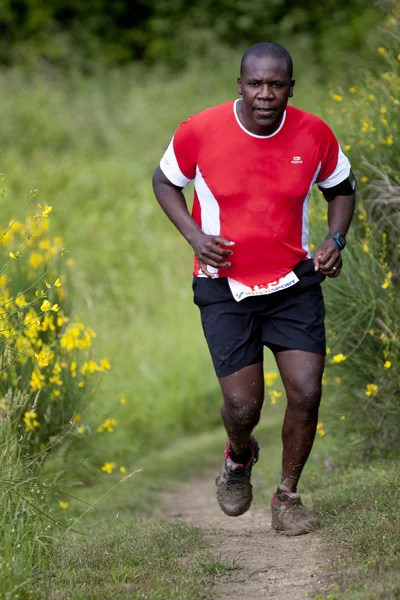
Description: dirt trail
xmin=161 ymin=472 xmax=328 ymax=600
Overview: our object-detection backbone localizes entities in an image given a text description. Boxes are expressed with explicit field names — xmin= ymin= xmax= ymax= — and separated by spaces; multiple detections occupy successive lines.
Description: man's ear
xmin=237 ymin=76 xmax=242 ymax=95
xmin=289 ymin=78 xmax=295 ymax=98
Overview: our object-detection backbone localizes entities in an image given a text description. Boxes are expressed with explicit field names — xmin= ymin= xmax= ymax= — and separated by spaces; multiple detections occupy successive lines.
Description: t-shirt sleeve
xmin=159 ymin=117 xmax=199 ymax=187
xmin=316 ymin=122 xmax=352 ymax=189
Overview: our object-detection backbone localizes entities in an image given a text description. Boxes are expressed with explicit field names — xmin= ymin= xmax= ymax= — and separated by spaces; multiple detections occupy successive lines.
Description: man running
xmin=152 ymin=42 xmax=355 ymax=535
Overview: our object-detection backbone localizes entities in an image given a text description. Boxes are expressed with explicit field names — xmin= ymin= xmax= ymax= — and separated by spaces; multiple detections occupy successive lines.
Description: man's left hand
xmin=313 ymin=238 xmax=342 ymax=278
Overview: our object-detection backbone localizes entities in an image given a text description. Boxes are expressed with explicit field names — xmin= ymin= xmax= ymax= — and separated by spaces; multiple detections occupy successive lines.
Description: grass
xmin=44 ymin=521 xmax=233 ymax=600
xmin=252 ymin=419 xmax=400 ymax=599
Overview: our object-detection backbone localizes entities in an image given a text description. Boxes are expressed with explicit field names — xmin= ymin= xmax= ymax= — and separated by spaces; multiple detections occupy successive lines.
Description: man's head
xmin=237 ymin=43 xmax=295 ymax=136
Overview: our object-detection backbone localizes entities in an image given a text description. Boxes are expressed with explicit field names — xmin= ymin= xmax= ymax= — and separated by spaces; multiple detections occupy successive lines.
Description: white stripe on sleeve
xmin=159 ymin=137 xmax=192 ymax=187
xmin=318 ymin=146 xmax=351 ymax=189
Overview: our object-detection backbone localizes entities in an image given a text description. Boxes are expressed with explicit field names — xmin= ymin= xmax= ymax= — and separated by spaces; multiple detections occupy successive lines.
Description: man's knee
xmin=221 ymin=392 xmax=263 ymax=428
xmin=287 ymin=384 xmax=322 ymax=420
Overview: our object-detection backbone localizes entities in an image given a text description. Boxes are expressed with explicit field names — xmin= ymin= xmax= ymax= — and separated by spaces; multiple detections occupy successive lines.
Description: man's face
xmin=237 ymin=55 xmax=295 ymax=135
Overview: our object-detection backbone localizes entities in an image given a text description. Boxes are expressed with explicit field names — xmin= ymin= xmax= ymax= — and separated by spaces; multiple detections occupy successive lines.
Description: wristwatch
xmin=326 ymin=232 xmax=346 ymax=250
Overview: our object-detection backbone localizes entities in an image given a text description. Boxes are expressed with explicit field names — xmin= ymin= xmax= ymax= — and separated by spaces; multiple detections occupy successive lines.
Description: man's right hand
xmin=191 ymin=233 xmax=235 ymax=278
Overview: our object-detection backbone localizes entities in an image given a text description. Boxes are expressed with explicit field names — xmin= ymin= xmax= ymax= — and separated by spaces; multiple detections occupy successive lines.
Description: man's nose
xmin=257 ymin=84 xmax=274 ymax=99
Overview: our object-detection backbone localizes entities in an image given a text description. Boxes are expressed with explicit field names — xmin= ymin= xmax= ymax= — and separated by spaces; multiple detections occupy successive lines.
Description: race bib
xmin=228 ymin=271 xmax=299 ymax=302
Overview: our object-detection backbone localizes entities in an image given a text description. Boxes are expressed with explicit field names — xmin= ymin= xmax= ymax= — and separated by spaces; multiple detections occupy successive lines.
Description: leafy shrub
xmin=0 ymin=183 xmax=110 ymax=455
xmin=310 ymin=11 xmax=400 ymax=457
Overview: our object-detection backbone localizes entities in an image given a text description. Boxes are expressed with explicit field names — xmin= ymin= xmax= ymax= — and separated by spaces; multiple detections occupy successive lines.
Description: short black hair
xmin=240 ymin=43 xmax=293 ymax=79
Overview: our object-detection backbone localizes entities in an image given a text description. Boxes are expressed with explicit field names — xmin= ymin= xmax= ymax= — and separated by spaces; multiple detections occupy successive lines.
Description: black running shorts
xmin=193 ymin=259 xmax=326 ymax=378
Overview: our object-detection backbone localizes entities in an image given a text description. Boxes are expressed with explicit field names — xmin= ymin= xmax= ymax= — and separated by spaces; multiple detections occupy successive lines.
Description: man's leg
xmin=275 ymin=349 xmax=324 ymax=491
xmin=219 ymin=362 xmax=264 ymax=460
xmin=271 ymin=349 xmax=324 ymax=535
xmin=216 ymin=362 xmax=264 ymax=516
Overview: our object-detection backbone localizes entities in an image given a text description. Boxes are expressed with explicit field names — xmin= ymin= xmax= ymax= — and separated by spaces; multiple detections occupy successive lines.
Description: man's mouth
xmin=253 ymin=107 xmax=275 ymax=117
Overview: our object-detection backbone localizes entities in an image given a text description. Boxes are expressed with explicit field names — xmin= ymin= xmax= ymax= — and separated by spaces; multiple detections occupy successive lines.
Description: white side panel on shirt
xmin=318 ymin=145 xmax=351 ymax=188
xmin=159 ymin=137 xmax=192 ymax=188
xmin=194 ymin=167 xmax=221 ymax=276
xmin=302 ymin=163 xmax=322 ymax=257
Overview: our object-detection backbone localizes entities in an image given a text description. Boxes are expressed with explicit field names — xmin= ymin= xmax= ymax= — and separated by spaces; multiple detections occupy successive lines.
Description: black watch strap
xmin=326 ymin=233 xmax=346 ymax=250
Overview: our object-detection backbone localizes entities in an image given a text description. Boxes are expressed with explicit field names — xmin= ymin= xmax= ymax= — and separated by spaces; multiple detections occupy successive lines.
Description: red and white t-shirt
xmin=160 ymin=100 xmax=351 ymax=288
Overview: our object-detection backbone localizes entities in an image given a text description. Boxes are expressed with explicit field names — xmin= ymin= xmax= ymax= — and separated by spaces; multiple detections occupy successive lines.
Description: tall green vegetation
xmin=309 ymin=12 xmax=400 ymax=458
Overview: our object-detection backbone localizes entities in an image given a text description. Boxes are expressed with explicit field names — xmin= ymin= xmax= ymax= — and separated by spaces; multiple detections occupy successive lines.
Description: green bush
xmin=310 ymin=11 xmax=400 ymax=458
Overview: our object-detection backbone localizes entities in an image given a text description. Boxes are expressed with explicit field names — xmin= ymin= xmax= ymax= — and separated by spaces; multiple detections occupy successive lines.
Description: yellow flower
xmin=49 ymin=374 xmax=63 ymax=386
xmin=28 ymin=252 xmax=44 ymax=269
xmin=70 ymin=413 xmax=81 ymax=423
xmin=77 ymin=425 xmax=85 ymax=434
xmin=264 ymin=371 xmax=278 ymax=387
xmin=344 ymin=145 xmax=351 ymax=152
xmin=333 ymin=94 xmax=343 ymax=102
xmin=100 ymin=357 xmax=111 ymax=370
xmin=380 ymin=332 xmax=387 ymax=342
xmin=368 ymin=95 xmax=375 ymax=101
xmin=101 ymin=462 xmax=117 ymax=474
xmin=38 ymin=203 xmax=53 ymax=218
xmin=59 ymin=501 xmax=69 ymax=510
xmin=15 ymin=294 xmax=28 ymax=308
xmin=369 ymin=144 xmax=375 ymax=150
xmin=361 ymin=176 xmax=369 ymax=183
xmin=362 ymin=240 xmax=369 ymax=253
xmin=97 ymin=417 xmax=117 ymax=433
xmin=119 ymin=393 xmax=127 ymax=405
xmin=365 ymin=383 xmax=378 ymax=396
xmin=30 ymin=368 xmax=45 ymax=392
xmin=268 ymin=389 xmax=282 ymax=405
xmin=34 ymin=349 xmax=54 ymax=367
xmin=383 ymin=361 xmax=391 ymax=369
xmin=78 ymin=381 xmax=84 ymax=388
xmin=9 ymin=252 xmax=17 ymax=259
xmin=54 ymin=278 xmax=62 ymax=287
xmin=382 ymin=279 xmax=389 ymax=289
xmin=120 ymin=466 xmax=127 ymax=475
xmin=349 ymin=87 xmax=357 ymax=93
xmin=332 ymin=353 xmax=347 ymax=363
xmin=24 ymin=411 xmax=40 ymax=432
xmin=41 ymin=300 xmax=52 ymax=312
xmin=386 ymin=135 xmax=393 ymax=145
xmin=377 ymin=47 xmax=387 ymax=56
xmin=70 ymin=361 xmax=77 ymax=377
xmin=340 ymin=415 xmax=346 ymax=421
xmin=317 ymin=422 xmax=325 ymax=436
xmin=326 ymin=348 xmax=331 ymax=355
xmin=30 ymin=189 xmax=38 ymax=197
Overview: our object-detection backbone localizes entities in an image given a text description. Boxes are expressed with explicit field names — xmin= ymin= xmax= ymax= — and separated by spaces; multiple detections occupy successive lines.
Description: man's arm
xmin=152 ymin=166 xmax=234 ymax=278
xmin=313 ymin=191 xmax=356 ymax=277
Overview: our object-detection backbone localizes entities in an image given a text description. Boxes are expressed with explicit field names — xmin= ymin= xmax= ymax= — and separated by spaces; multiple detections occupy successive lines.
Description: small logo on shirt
xmin=291 ymin=156 xmax=302 ymax=164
